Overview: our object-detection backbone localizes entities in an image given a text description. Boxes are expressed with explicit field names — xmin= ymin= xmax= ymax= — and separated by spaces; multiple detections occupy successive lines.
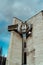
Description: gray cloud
xmin=0 ymin=0 xmax=43 ymax=22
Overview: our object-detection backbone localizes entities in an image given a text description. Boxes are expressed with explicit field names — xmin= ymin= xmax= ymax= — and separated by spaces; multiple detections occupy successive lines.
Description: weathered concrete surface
xmin=27 ymin=11 xmax=43 ymax=65
xmin=6 ymin=11 xmax=43 ymax=65
xmin=6 ymin=18 xmax=22 ymax=65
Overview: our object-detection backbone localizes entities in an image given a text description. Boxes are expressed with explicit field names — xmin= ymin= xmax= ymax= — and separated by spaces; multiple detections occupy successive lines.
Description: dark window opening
xmin=24 ymin=42 xmax=26 ymax=48
xmin=24 ymin=52 xmax=26 ymax=65
xmin=24 ymin=42 xmax=27 ymax=65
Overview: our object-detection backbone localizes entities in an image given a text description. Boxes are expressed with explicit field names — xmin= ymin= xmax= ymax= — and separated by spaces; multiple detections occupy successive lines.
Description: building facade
xmin=6 ymin=11 xmax=43 ymax=65
xmin=0 ymin=56 xmax=6 ymax=65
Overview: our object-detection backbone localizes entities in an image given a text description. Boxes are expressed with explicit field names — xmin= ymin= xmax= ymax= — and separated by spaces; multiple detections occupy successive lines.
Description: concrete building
xmin=0 ymin=47 xmax=6 ymax=65
xmin=6 ymin=10 xmax=43 ymax=65
xmin=0 ymin=56 xmax=6 ymax=65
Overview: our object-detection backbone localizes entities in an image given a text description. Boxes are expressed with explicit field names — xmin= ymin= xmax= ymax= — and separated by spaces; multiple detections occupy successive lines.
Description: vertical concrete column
xmin=6 ymin=18 xmax=22 ymax=65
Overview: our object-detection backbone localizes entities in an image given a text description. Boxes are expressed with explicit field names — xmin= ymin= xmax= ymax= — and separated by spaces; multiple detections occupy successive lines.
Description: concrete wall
xmin=6 ymin=18 xmax=22 ymax=65
xmin=27 ymin=11 xmax=43 ymax=65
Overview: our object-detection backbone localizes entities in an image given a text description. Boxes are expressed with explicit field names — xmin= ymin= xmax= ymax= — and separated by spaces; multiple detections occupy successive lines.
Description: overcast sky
xmin=0 ymin=0 xmax=43 ymax=57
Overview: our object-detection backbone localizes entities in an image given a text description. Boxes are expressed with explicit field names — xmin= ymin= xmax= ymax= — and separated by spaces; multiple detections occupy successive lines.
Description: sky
xmin=0 ymin=0 xmax=43 ymax=57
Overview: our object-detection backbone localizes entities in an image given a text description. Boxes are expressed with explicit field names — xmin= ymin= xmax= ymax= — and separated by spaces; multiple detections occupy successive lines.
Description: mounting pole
xmin=21 ymin=23 xmax=27 ymax=65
